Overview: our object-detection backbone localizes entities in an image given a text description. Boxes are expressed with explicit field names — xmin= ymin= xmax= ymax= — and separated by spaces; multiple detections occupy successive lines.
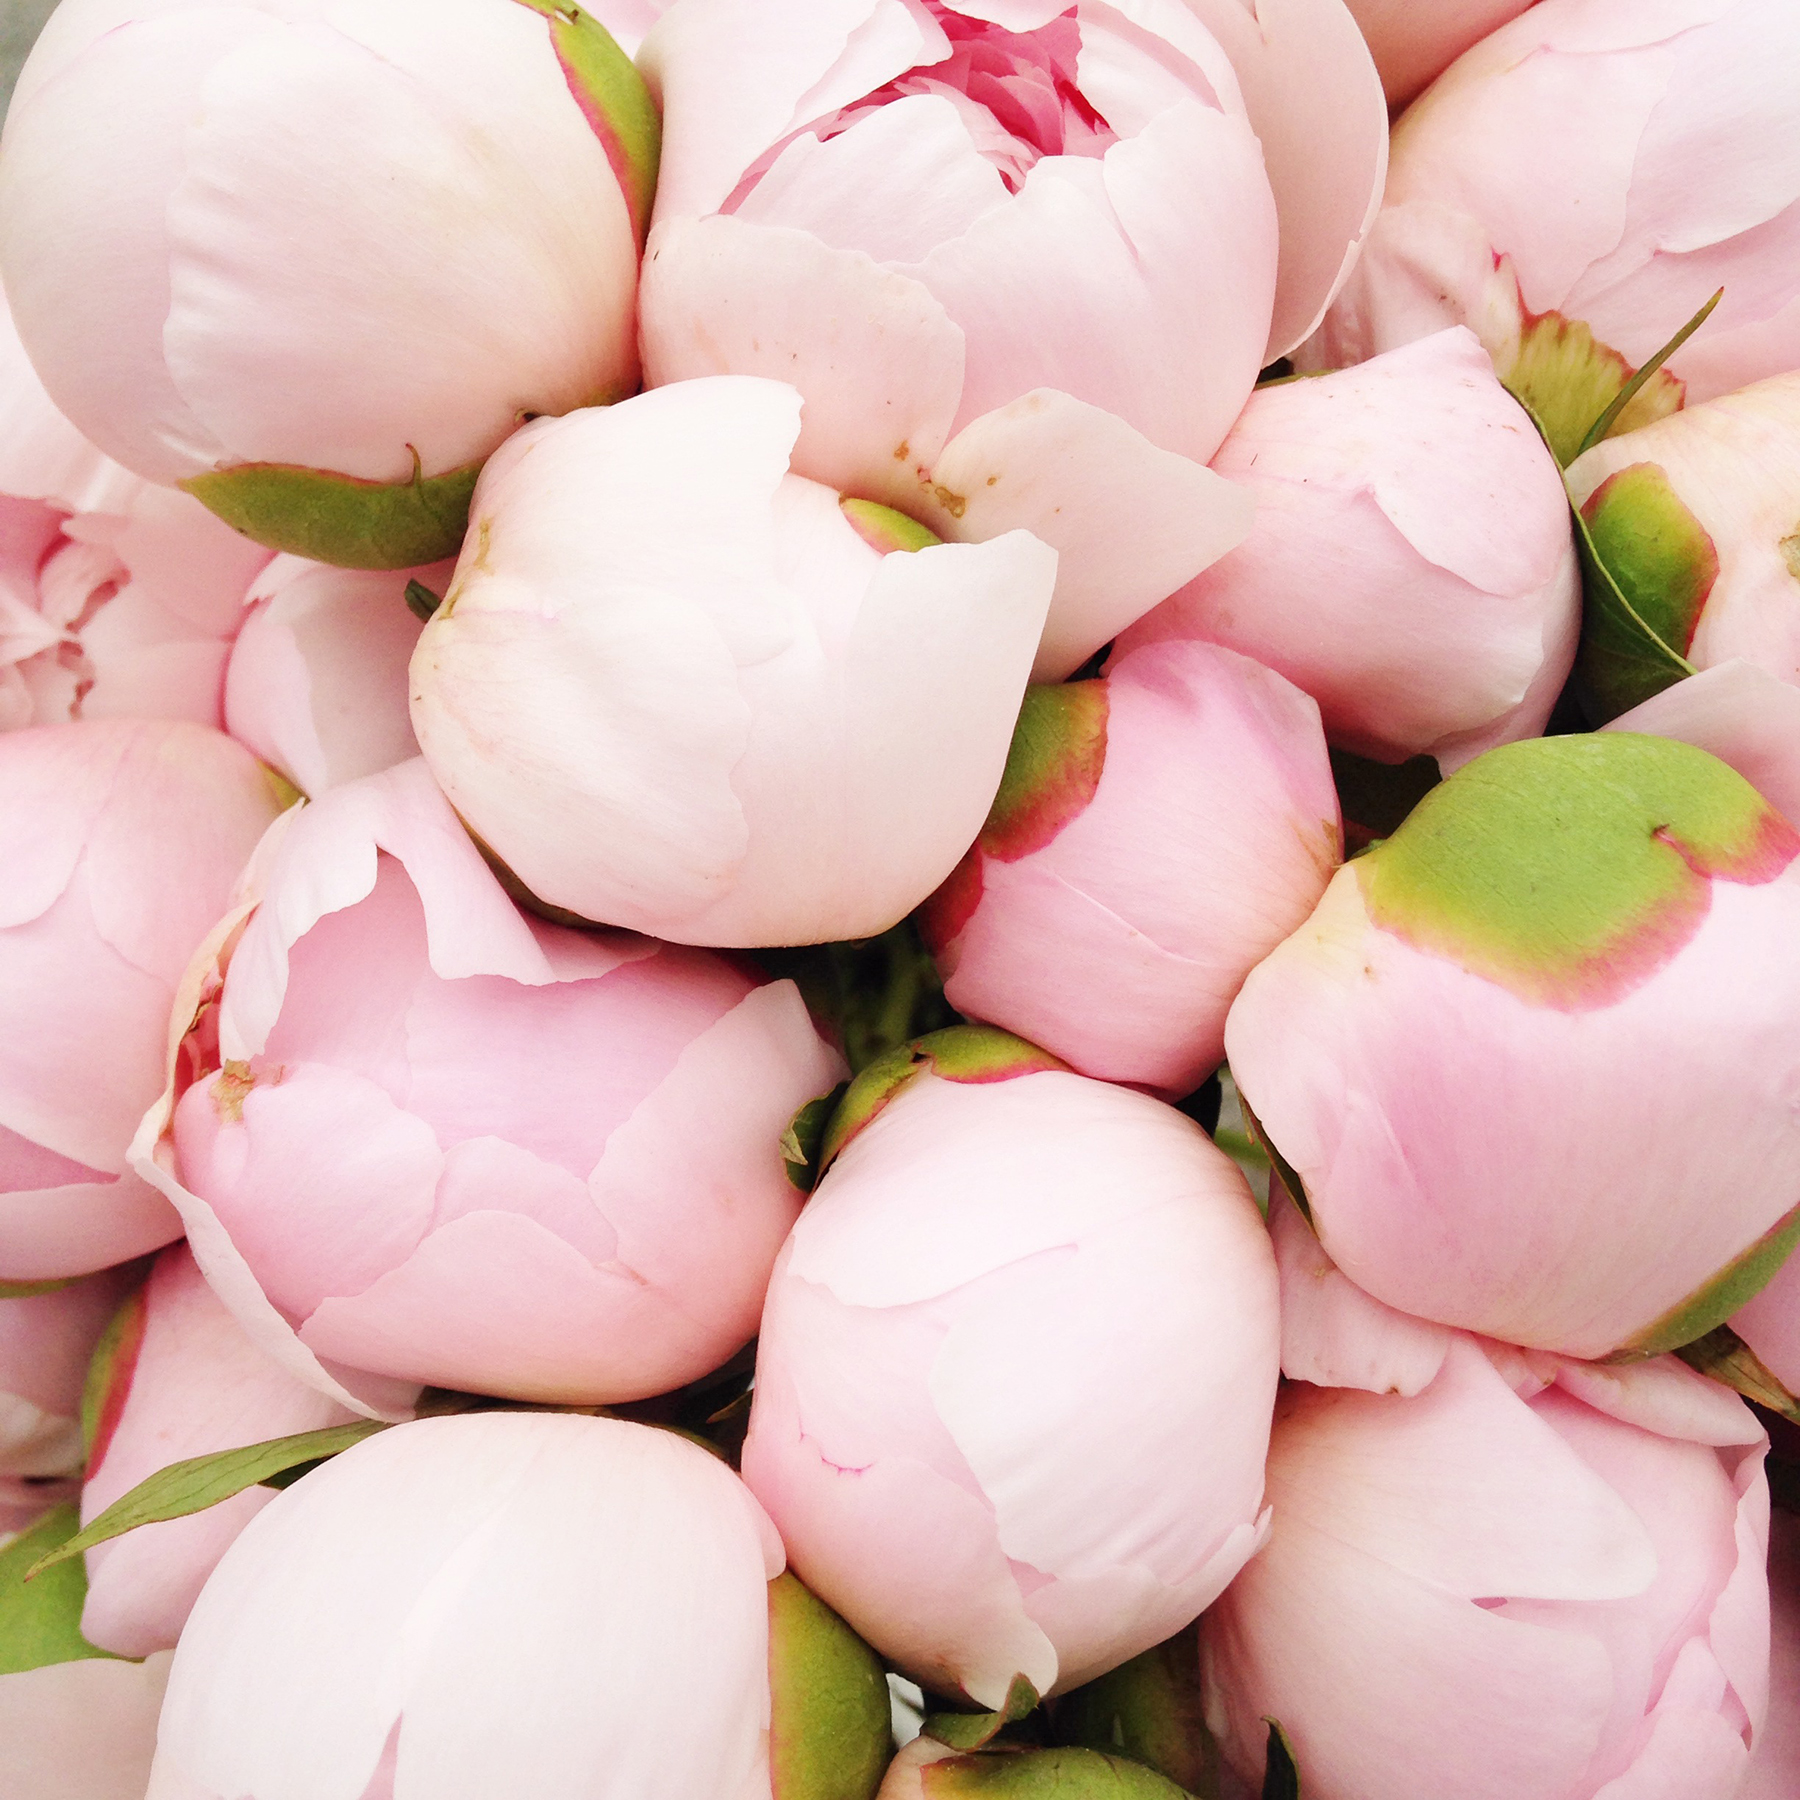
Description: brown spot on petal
xmin=932 ymin=484 xmax=967 ymax=520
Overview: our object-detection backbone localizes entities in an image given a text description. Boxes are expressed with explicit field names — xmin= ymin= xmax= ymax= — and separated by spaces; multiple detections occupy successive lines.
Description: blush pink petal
xmin=0 ymin=1653 xmax=172 ymax=1800
xmin=80 ymin=1244 xmax=357 ymax=1658
xmin=1743 ymin=1511 xmax=1800 ymax=1800
xmin=1342 ymin=0 xmax=1539 ymax=109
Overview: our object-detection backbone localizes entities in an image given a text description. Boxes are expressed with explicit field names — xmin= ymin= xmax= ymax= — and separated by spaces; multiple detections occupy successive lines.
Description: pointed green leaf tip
xmin=1575 ymin=463 xmax=1713 ymax=720
xmin=1617 ymin=1195 xmax=1800 ymax=1360
xmin=1358 ymin=733 xmax=1799 ymax=1011
xmin=767 ymin=1573 xmax=891 ymax=1800
xmin=182 ymin=457 xmax=483 ymax=570
xmin=840 ymin=498 xmax=942 ymax=555
xmin=816 ymin=1026 xmax=1068 ymax=1178
xmin=921 ymin=1746 xmax=1192 ymax=1797
xmin=924 ymin=1674 xmax=1042 ymax=1752
xmin=0 ymin=1507 xmax=116 ymax=1676
xmin=781 ymin=1083 xmax=850 ymax=1193
xmin=512 ymin=0 xmax=660 ymax=246
xmin=1502 ymin=308 xmax=1683 ymax=467
xmin=27 ymin=1422 xmax=389 ymax=1577
xmin=1676 ymin=1326 xmax=1800 ymax=1423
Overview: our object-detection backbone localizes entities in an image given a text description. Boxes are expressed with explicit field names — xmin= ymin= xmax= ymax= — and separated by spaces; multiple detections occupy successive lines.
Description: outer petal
xmin=0 ymin=1652 xmax=172 ymax=1800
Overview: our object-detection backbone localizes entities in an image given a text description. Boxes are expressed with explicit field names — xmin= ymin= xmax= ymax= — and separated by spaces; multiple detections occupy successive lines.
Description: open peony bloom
xmin=1341 ymin=0 xmax=1540 ymax=109
xmin=637 ymin=0 xmax=1386 ymax=676
xmin=0 ymin=293 xmax=270 ymax=732
xmin=1226 ymin=732 xmax=1800 ymax=1361
xmin=1565 ymin=373 xmax=1800 ymax=717
xmin=0 ymin=0 xmax=657 ymax=568
xmin=77 ymin=1244 xmax=358 ymax=1659
xmin=742 ymin=1027 xmax=1280 ymax=1709
xmin=1202 ymin=1336 xmax=1771 ymax=1800
xmin=144 ymin=1414 xmax=792 ymax=1800
xmin=1117 ymin=328 xmax=1580 ymax=769
xmin=409 ymin=377 xmax=1057 ymax=945
xmin=0 ymin=719 xmax=286 ymax=1281
xmin=921 ymin=640 xmax=1339 ymax=1097
xmin=146 ymin=758 xmax=844 ymax=1415
xmin=0 ymin=1269 xmax=135 ymax=1484
xmin=225 ymin=554 xmax=436 ymax=799
xmin=1309 ymin=0 xmax=1800 ymax=464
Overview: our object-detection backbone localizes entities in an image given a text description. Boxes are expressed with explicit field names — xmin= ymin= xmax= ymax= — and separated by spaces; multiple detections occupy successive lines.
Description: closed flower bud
xmin=743 ymin=1027 xmax=1279 ymax=1708
xmin=0 ymin=719 xmax=286 ymax=1280
xmin=409 ymin=377 xmax=1057 ymax=946
xmin=149 ymin=758 xmax=844 ymax=1413
xmin=0 ymin=0 xmax=657 ymax=567
xmin=922 ymin=641 xmax=1339 ymax=1096
xmin=1227 ymin=732 xmax=1800 ymax=1360
xmin=1119 ymin=329 xmax=1580 ymax=768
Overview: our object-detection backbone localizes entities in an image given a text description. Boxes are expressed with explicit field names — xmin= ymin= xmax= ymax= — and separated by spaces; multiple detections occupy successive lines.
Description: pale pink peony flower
xmin=409 ymin=378 xmax=1057 ymax=945
xmin=141 ymin=758 xmax=844 ymax=1415
xmin=742 ymin=1028 xmax=1280 ymax=1708
xmin=0 ymin=293 xmax=270 ymax=732
xmin=1226 ymin=732 xmax=1800 ymax=1360
xmin=224 ymin=554 xmax=439 ymax=798
xmin=1744 ymin=1509 xmax=1800 ymax=1800
xmin=144 ymin=1414 xmax=786 ymax=1800
xmin=1565 ymin=372 xmax=1800 ymax=707
xmin=77 ymin=1243 xmax=358 ymax=1659
xmin=1343 ymin=0 xmax=1541 ymax=109
xmin=921 ymin=640 xmax=1339 ymax=1096
xmin=1202 ymin=1335 xmax=1771 ymax=1800
xmin=1117 ymin=328 xmax=1580 ymax=768
xmin=1310 ymin=0 xmax=1800 ymax=461
xmin=638 ymin=0 xmax=1386 ymax=676
xmin=0 ymin=719 xmax=286 ymax=1281
xmin=0 ymin=1268 xmax=136 ymax=1483
xmin=0 ymin=0 xmax=655 ymax=567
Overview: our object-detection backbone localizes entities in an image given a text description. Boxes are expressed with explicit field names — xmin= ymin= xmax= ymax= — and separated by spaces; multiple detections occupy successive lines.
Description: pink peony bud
xmin=1565 ymin=372 xmax=1800 ymax=716
xmin=148 ymin=758 xmax=844 ymax=1413
xmin=1341 ymin=0 xmax=1540 ymax=109
xmin=1117 ymin=328 xmax=1580 ymax=768
xmin=224 ymin=554 xmax=438 ymax=798
xmin=1744 ymin=1508 xmax=1800 ymax=1800
xmin=77 ymin=1244 xmax=359 ymax=1658
xmin=921 ymin=641 xmax=1339 ymax=1096
xmin=0 ymin=1269 xmax=135 ymax=1482
xmin=1226 ymin=732 xmax=1800 ymax=1360
xmin=1310 ymin=0 xmax=1800 ymax=463
xmin=1731 ymin=1252 xmax=1800 ymax=1402
xmin=409 ymin=378 xmax=1056 ymax=946
xmin=144 ymin=1413 xmax=787 ymax=1800
xmin=1202 ymin=1336 xmax=1771 ymax=1800
xmin=0 ymin=0 xmax=657 ymax=568
xmin=0 ymin=291 xmax=270 ymax=733
xmin=0 ymin=719 xmax=287 ymax=1281
xmin=742 ymin=1027 xmax=1280 ymax=1708
xmin=636 ymin=0 xmax=1386 ymax=677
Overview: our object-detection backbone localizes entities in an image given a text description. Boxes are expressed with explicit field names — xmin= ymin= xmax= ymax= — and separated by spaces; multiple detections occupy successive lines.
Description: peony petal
xmin=0 ymin=1652 xmax=172 ymax=1800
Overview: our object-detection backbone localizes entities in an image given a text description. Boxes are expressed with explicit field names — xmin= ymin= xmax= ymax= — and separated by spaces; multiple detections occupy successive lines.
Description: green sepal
xmin=984 ymin=683 xmax=1109 ymax=862
xmin=1614 ymin=1196 xmax=1800 ymax=1361
xmin=1240 ymin=1099 xmax=1310 ymax=1227
xmin=922 ymin=1745 xmax=1193 ymax=1797
xmin=405 ymin=579 xmax=443 ymax=623
xmin=1049 ymin=1622 xmax=1213 ymax=1795
xmin=1503 ymin=310 xmax=1683 ymax=468
xmin=817 ymin=1027 xmax=1068 ymax=1178
xmin=181 ymin=456 xmax=483 ymax=570
xmin=924 ymin=1675 xmax=1042 ymax=1752
xmin=0 ymin=1507 xmax=117 ymax=1676
xmin=1260 ymin=1720 xmax=1300 ymax=1800
xmin=512 ymin=0 xmax=660 ymax=245
xmin=1676 ymin=1326 xmax=1800 ymax=1424
xmin=781 ymin=1084 xmax=850 ymax=1194
xmin=767 ymin=1573 xmax=892 ymax=1800
xmin=27 ymin=1422 xmax=388 ymax=1578
xmin=0 ymin=1278 xmax=77 ymax=1298
xmin=80 ymin=1284 xmax=148 ymax=1467
xmin=841 ymin=498 xmax=942 ymax=555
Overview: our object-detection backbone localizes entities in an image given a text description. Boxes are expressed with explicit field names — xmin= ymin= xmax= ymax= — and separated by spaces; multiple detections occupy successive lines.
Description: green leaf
xmin=1574 ymin=289 xmax=1722 ymax=461
xmin=27 ymin=1422 xmax=389 ymax=1577
xmin=1241 ymin=1099 xmax=1310 ymax=1226
xmin=767 ymin=1573 xmax=892 ymax=1800
xmin=182 ymin=456 xmax=482 ymax=570
xmin=1260 ymin=1720 xmax=1300 ymax=1800
xmin=405 ymin=579 xmax=443 ymax=622
xmin=1676 ymin=1327 xmax=1800 ymax=1424
xmin=924 ymin=1675 xmax=1042 ymax=1752
xmin=923 ymin=1746 xmax=1195 ymax=1797
xmin=0 ymin=1507 xmax=116 ymax=1676
xmin=1049 ymin=1622 xmax=1213 ymax=1796
xmin=1617 ymin=1197 xmax=1800 ymax=1360
xmin=781 ymin=1084 xmax=849 ymax=1194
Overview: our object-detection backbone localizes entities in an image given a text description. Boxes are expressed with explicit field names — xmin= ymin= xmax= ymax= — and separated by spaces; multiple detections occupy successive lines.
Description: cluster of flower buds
xmin=0 ymin=2 xmax=1795 ymax=1799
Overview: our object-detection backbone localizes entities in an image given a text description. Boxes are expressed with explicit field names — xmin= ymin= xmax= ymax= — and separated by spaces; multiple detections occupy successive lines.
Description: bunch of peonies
xmin=0 ymin=2 xmax=1794 ymax=1800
